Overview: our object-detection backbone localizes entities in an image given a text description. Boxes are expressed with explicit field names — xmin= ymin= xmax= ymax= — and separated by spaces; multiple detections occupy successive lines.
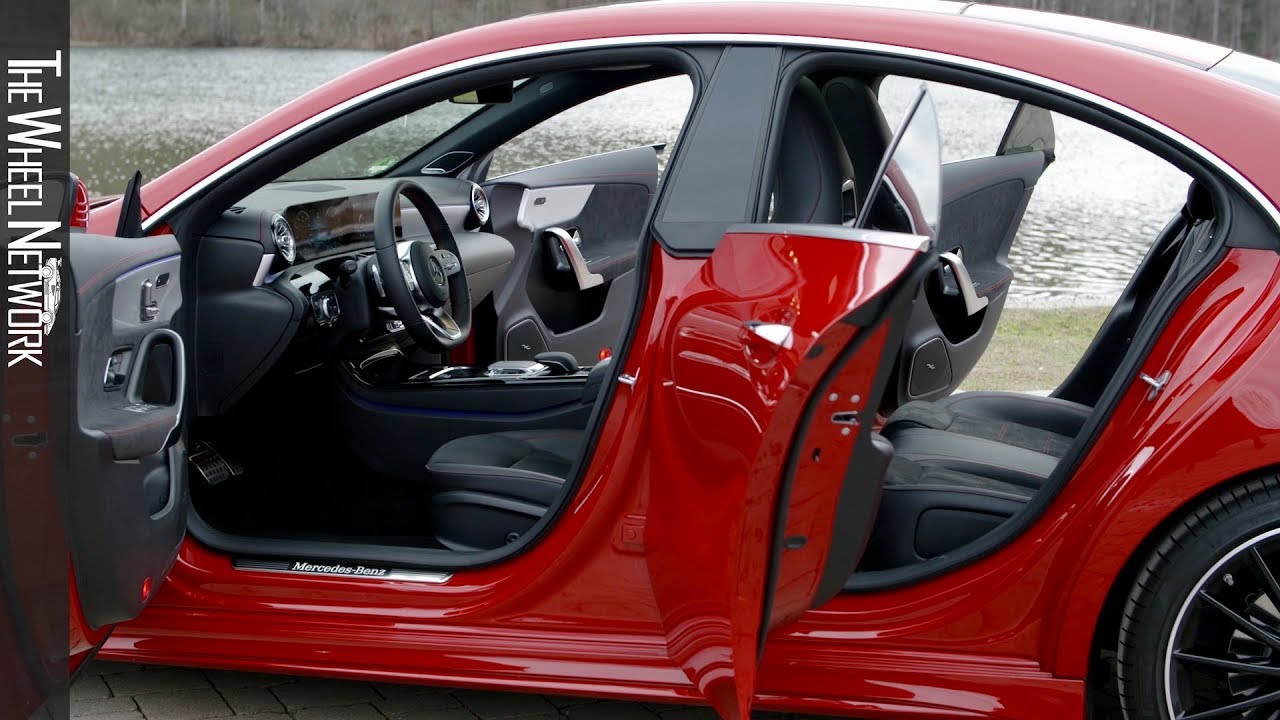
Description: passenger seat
xmin=860 ymin=180 xmax=1218 ymax=570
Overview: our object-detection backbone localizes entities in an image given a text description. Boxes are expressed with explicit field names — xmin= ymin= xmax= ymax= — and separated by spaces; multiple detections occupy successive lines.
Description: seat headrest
xmin=821 ymin=77 xmax=894 ymax=204
xmin=1186 ymin=180 xmax=1215 ymax=222
xmin=771 ymin=78 xmax=853 ymax=225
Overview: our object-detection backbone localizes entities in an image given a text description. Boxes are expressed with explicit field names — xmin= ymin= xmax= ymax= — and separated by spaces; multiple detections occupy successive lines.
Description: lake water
xmin=70 ymin=46 xmax=1190 ymax=304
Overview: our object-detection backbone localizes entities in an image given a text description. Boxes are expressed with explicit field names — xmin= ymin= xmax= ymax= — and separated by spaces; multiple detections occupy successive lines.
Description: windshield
xmin=279 ymin=101 xmax=485 ymax=181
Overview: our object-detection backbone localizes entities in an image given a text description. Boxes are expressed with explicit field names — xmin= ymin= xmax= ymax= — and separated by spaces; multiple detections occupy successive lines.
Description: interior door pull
xmin=543 ymin=227 xmax=603 ymax=290
xmin=140 ymin=278 xmax=159 ymax=322
xmin=938 ymin=252 xmax=990 ymax=317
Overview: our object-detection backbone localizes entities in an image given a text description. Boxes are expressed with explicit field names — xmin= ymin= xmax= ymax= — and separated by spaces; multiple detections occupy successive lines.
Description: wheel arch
xmin=1053 ymin=464 xmax=1280 ymax=685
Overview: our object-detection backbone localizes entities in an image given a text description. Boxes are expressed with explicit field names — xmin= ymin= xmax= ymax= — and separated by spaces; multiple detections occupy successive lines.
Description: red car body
xmin=67 ymin=2 xmax=1280 ymax=718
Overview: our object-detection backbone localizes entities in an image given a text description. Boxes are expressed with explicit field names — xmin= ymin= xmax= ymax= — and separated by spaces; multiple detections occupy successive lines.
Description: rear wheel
xmin=1117 ymin=476 xmax=1280 ymax=720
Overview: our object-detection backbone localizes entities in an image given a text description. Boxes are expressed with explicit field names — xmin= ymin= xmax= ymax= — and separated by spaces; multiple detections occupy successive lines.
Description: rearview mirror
xmin=450 ymin=82 xmax=514 ymax=105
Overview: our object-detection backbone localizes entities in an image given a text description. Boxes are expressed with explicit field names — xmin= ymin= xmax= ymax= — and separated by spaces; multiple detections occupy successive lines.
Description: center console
xmin=336 ymin=347 xmax=610 ymax=481
xmin=346 ymin=348 xmax=590 ymax=387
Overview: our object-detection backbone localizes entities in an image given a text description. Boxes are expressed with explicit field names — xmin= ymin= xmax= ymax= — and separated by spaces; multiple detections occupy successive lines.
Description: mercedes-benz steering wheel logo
xmin=429 ymin=257 xmax=445 ymax=286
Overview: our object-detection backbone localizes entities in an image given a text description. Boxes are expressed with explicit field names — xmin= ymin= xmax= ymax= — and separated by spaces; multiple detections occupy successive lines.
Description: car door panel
xmin=888 ymin=151 xmax=1047 ymax=406
xmin=642 ymin=225 xmax=930 ymax=718
xmin=67 ymin=232 xmax=188 ymax=658
xmin=486 ymin=146 xmax=659 ymax=363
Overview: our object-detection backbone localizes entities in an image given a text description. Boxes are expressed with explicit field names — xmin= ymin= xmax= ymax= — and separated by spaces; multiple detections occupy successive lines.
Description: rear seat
xmin=859 ymin=180 xmax=1218 ymax=570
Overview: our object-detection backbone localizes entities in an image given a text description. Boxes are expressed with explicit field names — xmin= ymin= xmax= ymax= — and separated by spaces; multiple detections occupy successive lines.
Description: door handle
xmin=743 ymin=321 xmax=795 ymax=351
xmin=1139 ymin=370 xmax=1171 ymax=401
xmin=140 ymin=278 xmax=159 ymax=322
xmin=543 ymin=227 xmax=603 ymax=290
xmin=938 ymin=251 xmax=990 ymax=316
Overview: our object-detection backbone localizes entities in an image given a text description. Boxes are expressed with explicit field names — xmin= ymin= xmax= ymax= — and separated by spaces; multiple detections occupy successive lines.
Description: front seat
xmin=427 ymin=79 xmax=855 ymax=551
xmin=425 ymin=359 xmax=609 ymax=551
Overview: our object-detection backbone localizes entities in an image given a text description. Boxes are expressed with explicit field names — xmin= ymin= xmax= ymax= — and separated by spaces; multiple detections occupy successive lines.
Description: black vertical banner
xmin=1 ymin=2 xmax=72 ymax=720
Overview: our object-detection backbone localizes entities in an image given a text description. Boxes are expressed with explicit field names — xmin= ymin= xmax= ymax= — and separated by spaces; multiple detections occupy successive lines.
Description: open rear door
xmin=643 ymin=89 xmax=942 ymax=719
xmin=65 ymin=225 xmax=189 ymax=673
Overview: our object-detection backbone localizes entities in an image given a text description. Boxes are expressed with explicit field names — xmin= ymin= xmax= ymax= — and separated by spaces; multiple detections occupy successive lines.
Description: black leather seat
xmin=425 ymin=358 xmax=611 ymax=551
xmin=428 ymin=429 xmax=583 ymax=505
xmin=771 ymin=77 xmax=854 ymax=224
xmin=861 ymin=180 xmax=1219 ymax=570
xmin=883 ymin=392 xmax=1090 ymax=485
xmin=859 ymin=454 xmax=1034 ymax=570
xmin=427 ymin=427 xmax=585 ymax=551
xmin=860 ymin=393 xmax=1089 ymax=569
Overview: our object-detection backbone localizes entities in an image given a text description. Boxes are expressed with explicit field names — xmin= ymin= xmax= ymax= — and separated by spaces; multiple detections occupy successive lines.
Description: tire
xmin=1116 ymin=476 xmax=1280 ymax=720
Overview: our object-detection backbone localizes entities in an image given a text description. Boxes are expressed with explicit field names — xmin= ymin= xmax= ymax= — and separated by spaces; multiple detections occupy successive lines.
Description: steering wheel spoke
xmin=424 ymin=307 xmax=464 ymax=344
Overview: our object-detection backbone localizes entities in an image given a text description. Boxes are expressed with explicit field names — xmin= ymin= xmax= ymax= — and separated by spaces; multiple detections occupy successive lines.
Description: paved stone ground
xmin=73 ymin=662 xmax=831 ymax=720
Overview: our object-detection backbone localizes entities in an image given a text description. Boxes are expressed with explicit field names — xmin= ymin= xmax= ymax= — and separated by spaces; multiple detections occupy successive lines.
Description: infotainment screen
xmin=285 ymin=193 xmax=379 ymax=262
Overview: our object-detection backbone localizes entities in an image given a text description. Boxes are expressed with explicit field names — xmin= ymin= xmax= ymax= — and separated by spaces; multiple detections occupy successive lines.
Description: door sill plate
xmin=234 ymin=558 xmax=452 ymax=583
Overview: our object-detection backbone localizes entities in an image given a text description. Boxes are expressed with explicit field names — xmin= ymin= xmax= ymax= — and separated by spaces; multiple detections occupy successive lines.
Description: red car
xmin=43 ymin=1 xmax=1280 ymax=718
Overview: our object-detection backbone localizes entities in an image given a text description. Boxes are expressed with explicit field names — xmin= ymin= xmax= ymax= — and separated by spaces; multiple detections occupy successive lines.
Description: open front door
xmin=66 ymin=229 xmax=189 ymax=672
xmin=643 ymin=88 xmax=942 ymax=719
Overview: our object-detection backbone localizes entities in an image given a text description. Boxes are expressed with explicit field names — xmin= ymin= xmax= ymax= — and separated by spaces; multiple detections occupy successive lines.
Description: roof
xmin=650 ymin=0 xmax=1232 ymax=69
xmin=958 ymin=4 xmax=1231 ymax=69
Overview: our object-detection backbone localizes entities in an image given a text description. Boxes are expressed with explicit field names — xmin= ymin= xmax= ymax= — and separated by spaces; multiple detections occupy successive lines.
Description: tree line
xmin=70 ymin=0 xmax=1279 ymax=58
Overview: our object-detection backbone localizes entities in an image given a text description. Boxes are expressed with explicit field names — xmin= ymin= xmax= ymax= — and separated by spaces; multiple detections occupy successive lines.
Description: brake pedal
xmin=189 ymin=441 xmax=244 ymax=486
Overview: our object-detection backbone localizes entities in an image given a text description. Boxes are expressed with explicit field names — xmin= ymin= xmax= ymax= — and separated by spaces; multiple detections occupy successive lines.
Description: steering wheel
xmin=372 ymin=179 xmax=471 ymax=352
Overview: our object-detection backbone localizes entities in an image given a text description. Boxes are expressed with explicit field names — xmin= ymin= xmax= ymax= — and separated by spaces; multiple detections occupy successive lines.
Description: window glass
xmin=877 ymin=75 xmax=1190 ymax=393
xmin=280 ymin=102 xmax=481 ymax=181
xmin=878 ymin=76 xmax=1017 ymax=163
xmin=488 ymin=76 xmax=694 ymax=178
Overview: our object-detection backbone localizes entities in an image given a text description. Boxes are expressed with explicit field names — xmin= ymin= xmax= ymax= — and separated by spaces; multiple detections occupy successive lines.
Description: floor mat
xmin=190 ymin=442 xmax=439 ymax=546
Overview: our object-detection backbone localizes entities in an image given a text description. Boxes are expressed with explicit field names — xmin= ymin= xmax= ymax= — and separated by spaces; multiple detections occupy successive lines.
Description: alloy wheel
xmin=1166 ymin=528 xmax=1280 ymax=720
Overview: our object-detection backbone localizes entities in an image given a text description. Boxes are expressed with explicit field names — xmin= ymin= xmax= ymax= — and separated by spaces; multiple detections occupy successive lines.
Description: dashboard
xmin=194 ymin=176 xmax=515 ymax=416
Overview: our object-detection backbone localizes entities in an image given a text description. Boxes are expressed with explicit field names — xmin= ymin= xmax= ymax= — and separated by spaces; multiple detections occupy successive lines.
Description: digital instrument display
xmin=285 ymin=193 xmax=379 ymax=262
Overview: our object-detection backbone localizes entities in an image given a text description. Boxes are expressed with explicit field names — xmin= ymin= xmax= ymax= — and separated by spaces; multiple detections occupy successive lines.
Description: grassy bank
xmin=960 ymin=305 xmax=1111 ymax=393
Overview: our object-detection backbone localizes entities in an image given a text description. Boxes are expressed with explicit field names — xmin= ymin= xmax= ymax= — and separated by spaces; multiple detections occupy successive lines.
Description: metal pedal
xmin=189 ymin=441 xmax=244 ymax=486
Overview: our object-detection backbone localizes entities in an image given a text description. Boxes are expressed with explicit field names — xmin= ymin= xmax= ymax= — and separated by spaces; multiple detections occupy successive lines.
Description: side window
xmin=487 ymin=76 xmax=694 ymax=178
xmin=875 ymin=75 xmax=1191 ymax=394
xmin=877 ymin=76 xmax=1018 ymax=163
xmin=998 ymin=102 xmax=1056 ymax=158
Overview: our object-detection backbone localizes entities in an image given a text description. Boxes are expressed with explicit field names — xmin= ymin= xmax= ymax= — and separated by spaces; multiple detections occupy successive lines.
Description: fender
xmin=1045 ymin=247 xmax=1280 ymax=677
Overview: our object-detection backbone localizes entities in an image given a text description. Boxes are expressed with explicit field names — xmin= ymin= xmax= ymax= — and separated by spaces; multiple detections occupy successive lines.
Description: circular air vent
xmin=269 ymin=214 xmax=296 ymax=264
xmin=467 ymin=182 xmax=490 ymax=230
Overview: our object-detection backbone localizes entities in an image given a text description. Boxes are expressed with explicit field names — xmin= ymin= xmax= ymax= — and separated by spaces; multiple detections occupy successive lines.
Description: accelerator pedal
xmin=189 ymin=441 xmax=244 ymax=486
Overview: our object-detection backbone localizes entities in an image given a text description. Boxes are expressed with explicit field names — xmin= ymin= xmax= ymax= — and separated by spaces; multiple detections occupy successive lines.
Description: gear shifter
xmin=534 ymin=351 xmax=578 ymax=376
